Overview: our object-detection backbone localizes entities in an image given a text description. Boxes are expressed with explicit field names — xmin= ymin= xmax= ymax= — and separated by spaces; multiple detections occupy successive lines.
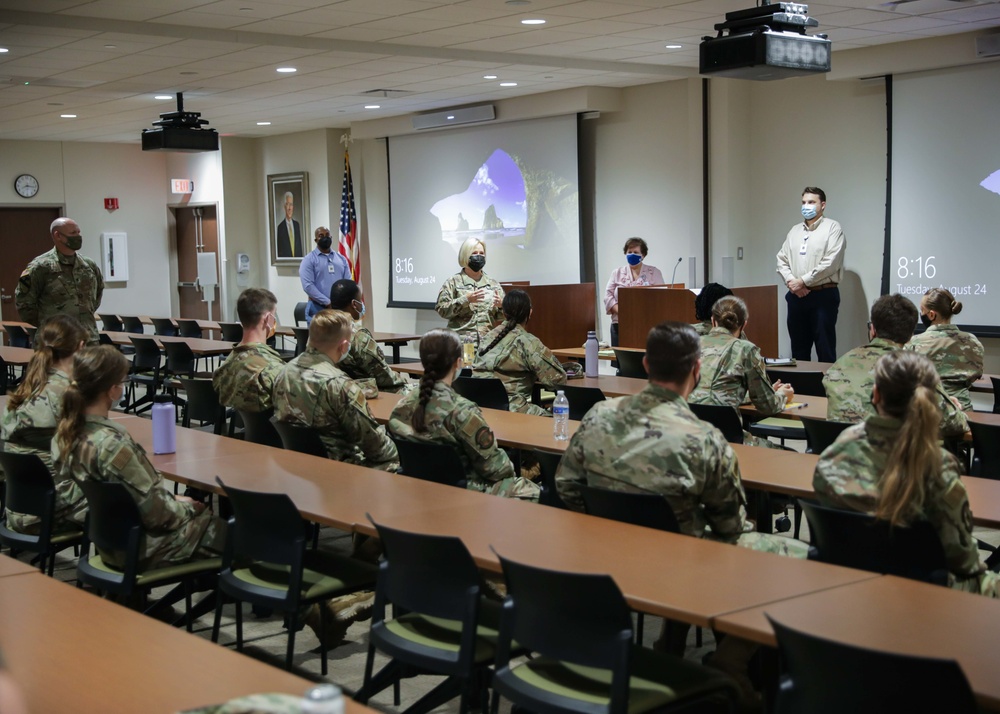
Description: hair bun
xmin=951 ymin=300 xmax=962 ymax=315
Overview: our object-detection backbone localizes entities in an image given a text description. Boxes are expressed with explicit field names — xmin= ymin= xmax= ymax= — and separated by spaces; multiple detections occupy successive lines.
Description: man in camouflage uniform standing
xmin=273 ymin=310 xmax=399 ymax=471
xmin=823 ymin=294 xmax=968 ymax=437
xmin=213 ymin=288 xmax=286 ymax=413
xmin=15 ymin=217 xmax=104 ymax=345
xmin=328 ymin=279 xmax=414 ymax=395
xmin=554 ymin=321 xmax=806 ymax=704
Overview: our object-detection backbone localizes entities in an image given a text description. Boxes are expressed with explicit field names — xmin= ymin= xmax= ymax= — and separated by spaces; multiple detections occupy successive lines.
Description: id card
xmin=328 ymin=264 xmax=337 ymax=273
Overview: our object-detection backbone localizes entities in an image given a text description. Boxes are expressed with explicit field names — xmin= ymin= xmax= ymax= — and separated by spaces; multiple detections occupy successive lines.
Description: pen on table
xmin=789 ymin=402 xmax=809 ymax=410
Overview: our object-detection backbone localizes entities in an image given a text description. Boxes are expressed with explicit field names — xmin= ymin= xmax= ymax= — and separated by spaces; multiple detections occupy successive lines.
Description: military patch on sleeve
xmin=110 ymin=444 xmax=133 ymax=471
xmin=475 ymin=425 xmax=495 ymax=450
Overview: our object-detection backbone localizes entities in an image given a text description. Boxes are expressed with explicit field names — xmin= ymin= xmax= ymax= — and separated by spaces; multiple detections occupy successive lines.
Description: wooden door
xmin=174 ymin=205 xmax=220 ymax=321
xmin=0 ymin=207 xmax=62 ymax=325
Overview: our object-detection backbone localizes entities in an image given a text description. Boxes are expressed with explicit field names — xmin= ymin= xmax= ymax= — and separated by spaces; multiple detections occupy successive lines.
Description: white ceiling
xmin=1 ymin=0 xmax=998 ymax=142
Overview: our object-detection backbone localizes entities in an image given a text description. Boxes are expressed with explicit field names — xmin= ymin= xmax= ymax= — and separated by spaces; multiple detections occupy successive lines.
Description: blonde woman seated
xmin=688 ymin=296 xmax=793 ymax=449
xmin=814 ymin=350 xmax=1000 ymax=598
xmin=906 ymin=287 xmax=983 ymax=411
xmin=1 ymin=315 xmax=89 ymax=534
xmin=388 ymin=329 xmax=538 ymax=500
xmin=53 ymin=346 xmax=225 ymax=570
xmin=472 ymin=289 xmax=567 ymax=416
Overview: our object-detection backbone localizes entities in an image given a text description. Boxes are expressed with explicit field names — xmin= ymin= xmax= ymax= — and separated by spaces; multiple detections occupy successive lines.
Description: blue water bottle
xmin=151 ymin=395 xmax=177 ymax=455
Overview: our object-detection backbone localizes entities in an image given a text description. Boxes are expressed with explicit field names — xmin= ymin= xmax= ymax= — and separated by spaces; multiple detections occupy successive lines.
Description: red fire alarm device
xmin=104 ymin=198 xmax=119 ymax=210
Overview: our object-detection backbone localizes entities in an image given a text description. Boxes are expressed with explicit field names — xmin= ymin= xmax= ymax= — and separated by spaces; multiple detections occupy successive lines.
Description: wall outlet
xmin=737 ymin=247 xmax=744 ymax=260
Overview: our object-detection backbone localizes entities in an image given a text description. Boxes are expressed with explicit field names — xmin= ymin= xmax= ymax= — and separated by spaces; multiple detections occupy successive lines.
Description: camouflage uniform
xmin=339 ymin=322 xmax=415 ymax=395
xmin=823 ymin=337 xmax=968 ymax=437
xmin=814 ymin=415 xmax=1000 ymax=598
xmin=212 ymin=342 xmax=286 ymax=413
xmin=273 ymin=346 xmax=399 ymax=471
xmin=906 ymin=324 xmax=984 ymax=412
xmin=52 ymin=415 xmax=224 ymax=570
xmin=15 ymin=248 xmax=104 ymax=344
xmin=0 ymin=370 xmax=87 ymax=532
xmin=689 ymin=327 xmax=786 ymax=449
xmin=555 ymin=384 xmax=807 ymax=557
xmin=388 ymin=381 xmax=538 ymax=499
xmin=473 ymin=324 xmax=567 ymax=416
xmin=435 ymin=272 xmax=505 ymax=345
xmin=692 ymin=320 xmax=712 ymax=336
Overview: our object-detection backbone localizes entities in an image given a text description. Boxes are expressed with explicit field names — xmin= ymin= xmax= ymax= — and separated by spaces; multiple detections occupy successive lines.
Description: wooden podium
xmin=617 ymin=285 xmax=778 ymax=357
xmin=500 ymin=282 xmax=595 ymax=350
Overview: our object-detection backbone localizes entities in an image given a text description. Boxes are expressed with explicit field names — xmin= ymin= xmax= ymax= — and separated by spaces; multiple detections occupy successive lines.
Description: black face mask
xmin=920 ymin=313 xmax=933 ymax=328
xmin=317 ymin=236 xmax=333 ymax=251
xmin=468 ymin=255 xmax=486 ymax=271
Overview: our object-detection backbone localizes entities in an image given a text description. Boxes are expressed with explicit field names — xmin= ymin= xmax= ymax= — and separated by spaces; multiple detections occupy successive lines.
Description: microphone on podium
xmin=670 ymin=257 xmax=683 ymax=287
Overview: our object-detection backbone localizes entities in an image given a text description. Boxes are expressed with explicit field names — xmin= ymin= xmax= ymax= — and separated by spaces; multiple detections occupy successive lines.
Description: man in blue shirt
xmin=299 ymin=226 xmax=351 ymax=323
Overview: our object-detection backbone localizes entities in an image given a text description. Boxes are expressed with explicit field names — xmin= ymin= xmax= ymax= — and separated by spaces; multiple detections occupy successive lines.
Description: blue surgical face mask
xmin=801 ymin=204 xmax=818 ymax=220
xmin=353 ymin=299 xmax=366 ymax=319
xmin=626 ymin=253 xmax=643 ymax=267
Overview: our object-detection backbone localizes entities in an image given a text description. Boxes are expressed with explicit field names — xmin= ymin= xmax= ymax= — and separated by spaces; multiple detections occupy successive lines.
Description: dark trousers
xmin=786 ymin=287 xmax=839 ymax=362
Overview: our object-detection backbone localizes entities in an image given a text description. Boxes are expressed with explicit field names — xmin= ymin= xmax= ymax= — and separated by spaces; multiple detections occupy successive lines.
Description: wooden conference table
xmin=0 ymin=345 xmax=33 ymax=367
xmin=0 ymin=563 xmax=346 ymax=714
xmin=101 ymin=331 xmax=236 ymax=356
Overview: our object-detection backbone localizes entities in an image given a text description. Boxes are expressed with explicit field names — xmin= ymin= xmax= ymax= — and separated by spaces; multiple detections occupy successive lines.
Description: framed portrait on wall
xmin=268 ymin=171 xmax=310 ymax=265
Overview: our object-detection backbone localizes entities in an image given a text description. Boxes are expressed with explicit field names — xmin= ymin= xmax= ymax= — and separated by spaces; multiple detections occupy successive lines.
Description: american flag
xmin=338 ymin=150 xmax=360 ymax=289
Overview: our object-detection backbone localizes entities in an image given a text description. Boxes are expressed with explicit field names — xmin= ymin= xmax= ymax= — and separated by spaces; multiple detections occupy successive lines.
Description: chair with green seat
xmin=211 ymin=479 xmax=377 ymax=674
xmin=0 ymin=452 xmax=84 ymax=576
xmin=75 ymin=479 xmax=221 ymax=630
xmin=490 ymin=553 xmax=738 ymax=714
xmin=356 ymin=516 xmax=501 ymax=714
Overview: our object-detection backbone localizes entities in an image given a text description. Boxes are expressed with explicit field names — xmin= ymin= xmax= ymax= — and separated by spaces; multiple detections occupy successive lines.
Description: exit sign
xmin=170 ymin=179 xmax=194 ymax=194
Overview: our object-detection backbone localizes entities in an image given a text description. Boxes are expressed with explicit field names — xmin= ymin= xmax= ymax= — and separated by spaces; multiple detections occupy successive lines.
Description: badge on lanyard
xmin=799 ymin=237 xmax=809 ymax=256
xmin=328 ymin=263 xmax=336 ymax=273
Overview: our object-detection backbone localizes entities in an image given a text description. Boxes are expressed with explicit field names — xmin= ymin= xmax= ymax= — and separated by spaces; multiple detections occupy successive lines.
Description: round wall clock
xmin=15 ymin=174 xmax=39 ymax=198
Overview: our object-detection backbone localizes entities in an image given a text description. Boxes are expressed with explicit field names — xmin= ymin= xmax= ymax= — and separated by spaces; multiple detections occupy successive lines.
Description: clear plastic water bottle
xmin=151 ymin=395 xmax=176 ymax=455
xmin=301 ymin=684 xmax=344 ymax=714
xmin=553 ymin=390 xmax=570 ymax=441
xmin=585 ymin=330 xmax=599 ymax=378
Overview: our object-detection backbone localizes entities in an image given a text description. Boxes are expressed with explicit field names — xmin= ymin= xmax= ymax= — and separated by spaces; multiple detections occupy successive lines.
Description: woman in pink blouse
xmin=604 ymin=237 xmax=665 ymax=346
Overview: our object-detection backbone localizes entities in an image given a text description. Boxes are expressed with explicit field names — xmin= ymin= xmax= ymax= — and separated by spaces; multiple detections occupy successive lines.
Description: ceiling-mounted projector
xmin=700 ymin=2 xmax=831 ymax=80
xmin=141 ymin=92 xmax=219 ymax=152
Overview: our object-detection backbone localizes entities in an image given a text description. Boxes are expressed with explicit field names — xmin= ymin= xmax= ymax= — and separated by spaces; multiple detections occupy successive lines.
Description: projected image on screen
xmin=890 ymin=62 xmax=1000 ymax=331
xmin=388 ymin=115 xmax=580 ymax=306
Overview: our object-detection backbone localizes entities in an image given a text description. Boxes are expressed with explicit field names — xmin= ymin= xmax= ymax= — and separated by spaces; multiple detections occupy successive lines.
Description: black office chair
xmin=177 ymin=378 xmax=227 ymax=434
xmin=490 ymin=553 xmax=738 ymax=714
xmin=98 ymin=313 xmax=123 ymax=332
xmin=766 ymin=370 xmax=826 ymax=397
xmin=452 ymin=377 xmax=510 ymax=411
xmin=176 ymin=319 xmax=204 ymax=339
xmin=613 ymin=348 xmax=647 ymax=379
xmin=558 ymin=384 xmax=606 ymax=420
xmin=688 ymin=402 xmax=744 ymax=444
xmin=356 ymin=517 xmax=498 ymax=713
xmin=211 ymin=480 xmax=377 ymax=674
xmin=0 ymin=354 xmax=9 ymax=395
xmin=578 ymin=484 xmax=687 ymax=647
xmin=124 ymin=336 xmax=164 ymax=414
xmin=120 ymin=315 xmax=145 ymax=334
xmin=800 ymin=416 xmax=853 ymax=454
xmin=969 ymin=420 xmax=1000 ymax=479
xmin=236 ymin=408 xmax=283 ymax=449
xmin=799 ymin=500 xmax=949 ymax=585
xmin=163 ymin=340 xmax=211 ymax=380
xmin=5 ymin=325 xmax=31 ymax=348
xmin=294 ymin=302 xmax=308 ymax=326
xmin=151 ymin=317 xmax=179 ymax=337
xmin=991 ymin=377 xmax=1000 ymax=414
xmin=292 ymin=326 xmax=310 ymax=356
xmin=768 ymin=615 xmax=976 ymax=714
xmin=0 ymin=452 xmax=84 ymax=576
xmin=75 ymin=479 xmax=221 ymax=629
xmin=391 ymin=437 xmax=467 ymax=488
xmin=218 ymin=322 xmax=244 ymax=343
xmin=273 ymin=421 xmax=328 ymax=458
xmin=534 ymin=449 xmax=567 ymax=509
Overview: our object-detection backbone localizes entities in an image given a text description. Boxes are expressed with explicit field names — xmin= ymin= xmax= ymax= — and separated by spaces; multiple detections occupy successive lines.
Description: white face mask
xmin=338 ymin=342 xmax=351 ymax=363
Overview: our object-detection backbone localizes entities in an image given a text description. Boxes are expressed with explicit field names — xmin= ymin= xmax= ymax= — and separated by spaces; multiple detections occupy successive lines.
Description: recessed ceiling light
xmin=154 ymin=94 xmax=172 ymax=100
xmin=506 ymin=0 xmax=530 ymax=5
xmin=276 ymin=67 xmax=297 ymax=73
xmin=47 ymin=102 xmax=63 ymax=106
xmin=60 ymin=114 xmax=77 ymax=118
xmin=500 ymin=82 xmax=518 ymax=87
xmin=483 ymin=74 xmax=498 ymax=80
xmin=104 ymin=44 xmax=116 ymax=49
xmin=364 ymin=104 xmax=381 ymax=109
xmin=180 ymin=71 xmax=198 ymax=75
xmin=257 ymin=121 xmax=271 ymax=125
xmin=447 ymin=115 xmax=455 ymax=120
xmin=665 ymin=44 xmax=683 ymax=49
xmin=0 ymin=48 xmax=9 ymax=54
xmin=521 ymin=18 xmax=546 ymax=25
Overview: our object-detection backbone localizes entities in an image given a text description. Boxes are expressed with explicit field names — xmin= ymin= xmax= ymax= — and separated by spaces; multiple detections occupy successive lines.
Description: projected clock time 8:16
xmin=395 ymin=258 xmax=414 ymax=274
xmin=897 ymin=256 xmax=936 ymax=279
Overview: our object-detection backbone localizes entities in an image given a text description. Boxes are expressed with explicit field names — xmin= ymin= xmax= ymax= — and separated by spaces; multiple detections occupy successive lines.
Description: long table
xmin=101 ymin=331 xmax=235 ymax=356
xmin=0 ymin=345 xmax=33 ymax=367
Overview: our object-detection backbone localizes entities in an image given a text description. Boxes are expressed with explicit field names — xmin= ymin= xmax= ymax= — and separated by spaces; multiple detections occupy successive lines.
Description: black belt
xmin=808 ymin=283 xmax=838 ymax=291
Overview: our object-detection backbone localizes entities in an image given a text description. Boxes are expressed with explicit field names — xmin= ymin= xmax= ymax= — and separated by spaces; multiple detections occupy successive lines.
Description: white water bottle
xmin=585 ymin=330 xmax=599 ymax=378
xmin=553 ymin=390 xmax=570 ymax=441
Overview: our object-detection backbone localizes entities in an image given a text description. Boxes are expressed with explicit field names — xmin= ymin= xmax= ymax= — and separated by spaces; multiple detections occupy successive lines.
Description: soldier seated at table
xmin=389 ymin=328 xmax=538 ymax=500
xmin=273 ymin=310 xmax=399 ymax=471
xmin=555 ymin=321 xmax=807 ymax=706
xmin=213 ymin=288 xmax=286 ymax=414
xmin=327 ymin=279 xmax=414 ymax=396
xmin=823 ymin=294 xmax=968 ymax=437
